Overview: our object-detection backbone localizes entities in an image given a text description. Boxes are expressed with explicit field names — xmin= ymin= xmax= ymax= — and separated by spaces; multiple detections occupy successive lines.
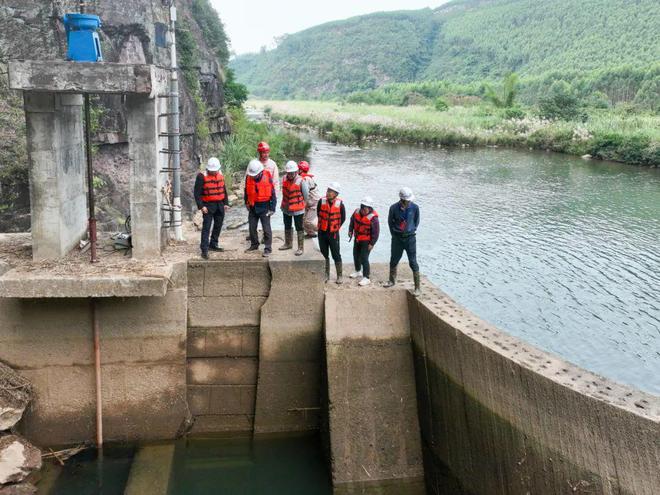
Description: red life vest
xmin=353 ymin=209 xmax=378 ymax=242
xmin=281 ymin=175 xmax=305 ymax=212
xmin=201 ymin=172 xmax=226 ymax=202
xmin=318 ymin=197 xmax=342 ymax=233
xmin=246 ymin=170 xmax=273 ymax=207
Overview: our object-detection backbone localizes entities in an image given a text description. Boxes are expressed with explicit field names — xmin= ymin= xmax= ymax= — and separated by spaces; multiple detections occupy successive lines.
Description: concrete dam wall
xmin=0 ymin=252 xmax=658 ymax=493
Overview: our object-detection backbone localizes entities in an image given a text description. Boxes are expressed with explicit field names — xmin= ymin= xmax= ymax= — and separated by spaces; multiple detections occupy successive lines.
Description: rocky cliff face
xmin=0 ymin=0 xmax=230 ymax=232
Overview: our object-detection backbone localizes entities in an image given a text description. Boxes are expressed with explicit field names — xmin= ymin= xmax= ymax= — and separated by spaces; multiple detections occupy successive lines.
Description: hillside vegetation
xmin=231 ymin=0 xmax=660 ymax=103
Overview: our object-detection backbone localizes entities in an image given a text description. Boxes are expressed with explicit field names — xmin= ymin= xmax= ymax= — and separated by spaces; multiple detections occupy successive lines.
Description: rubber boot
xmin=413 ymin=271 xmax=421 ymax=297
xmin=335 ymin=263 xmax=343 ymax=284
xmin=324 ymin=259 xmax=330 ymax=283
xmin=295 ymin=231 xmax=305 ymax=256
xmin=279 ymin=229 xmax=293 ymax=250
xmin=383 ymin=266 xmax=397 ymax=288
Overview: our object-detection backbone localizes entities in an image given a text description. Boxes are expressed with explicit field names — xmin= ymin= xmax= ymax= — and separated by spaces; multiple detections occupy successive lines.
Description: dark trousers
xmin=390 ymin=233 xmax=419 ymax=272
xmin=248 ymin=208 xmax=272 ymax=251
xmin=200 ymin=202 xmax=225 ymax=253
xmin=318 ymin=231 xmax=342 ymax=262
xmin=353 ymin=241 xmax=371 ymax=278
xmin=283 ymin=213 xmax=304 ymax=232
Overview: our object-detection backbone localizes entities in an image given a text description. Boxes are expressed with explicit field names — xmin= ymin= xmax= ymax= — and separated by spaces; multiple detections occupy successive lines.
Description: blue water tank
xmin=63 ymin=13 xmax=103 ymax=62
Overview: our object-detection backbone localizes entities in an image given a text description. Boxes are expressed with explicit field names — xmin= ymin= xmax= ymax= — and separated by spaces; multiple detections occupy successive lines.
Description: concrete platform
xmin=0 ymin=226 xmax=325 ymax=298
xmin=8 ymin=60 xmax=169 ymax=96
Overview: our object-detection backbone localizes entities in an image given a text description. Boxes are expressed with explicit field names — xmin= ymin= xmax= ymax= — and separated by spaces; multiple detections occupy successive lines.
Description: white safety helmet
xmin=360 ymin=196 xmax=375 ymax=208
xmin=327 ymin=182 xmax=341 ymax=194
xmin=399 ymin=187 xmax=415 ymax=201
xmin=247 ymin=159 xmax=264 ymax=177
xmin=207 ymin=157 xmax=221 ymax=172
xmin=285 ymin=160 xmax=299 ymax=173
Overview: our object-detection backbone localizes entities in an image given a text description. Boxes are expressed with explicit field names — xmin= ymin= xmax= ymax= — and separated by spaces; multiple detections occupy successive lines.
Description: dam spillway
xmin=0 ymin=231 xmax=658 ymax=494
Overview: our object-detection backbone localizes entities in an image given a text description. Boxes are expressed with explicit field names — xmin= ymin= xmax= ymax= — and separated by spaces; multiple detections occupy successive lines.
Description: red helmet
xmin=298 ymin=161 xmax=310 ymax=173
xmin=257 ymin=141 xmax=270 ymax=153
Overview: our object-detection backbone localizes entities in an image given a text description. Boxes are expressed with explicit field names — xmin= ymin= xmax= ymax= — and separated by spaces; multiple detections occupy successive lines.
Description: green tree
xmin=484 ymin=73 xmax=519 ymax=108
xmin=538 ymin=81 xmax=581 ymax=120
xmin=224 ymin=68 xmax=249 ymax=108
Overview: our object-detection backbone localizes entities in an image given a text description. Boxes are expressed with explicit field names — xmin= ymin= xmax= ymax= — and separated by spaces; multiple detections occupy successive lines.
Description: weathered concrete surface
xmin=186 ymin=261 xmax=269 ymax=433
xmin=8 ymin=61 xmax=169 ymax=97
xmin=124 ymin=444 xmax=175 ymax=495
xmin=0 ymin=363 xmax=31 ymax=431
xmin=253 ymin=253 xmax=326 ymax=434
xmin=0 ymin=286 xmax=189 ymax=445
xmin=23 ymin=92 xmax=87 ymax=260
xmin=325 ymin=288 xmax=424 ymax=488
xmin=409 ymin=282 xmax=660 ymax=495
xmin=187 ymin=261 xmax=270 ymax=328
xmin=0 ymin=234 xmax=186 ymax=298
xmin=0 ymin=268 xmax=170 ymax=298
xmin=0 ymin=435 xmax=41 ymax=484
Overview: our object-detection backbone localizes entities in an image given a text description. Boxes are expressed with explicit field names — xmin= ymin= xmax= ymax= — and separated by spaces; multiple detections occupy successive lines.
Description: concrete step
xmin=187 ymin=326 xmax=259 ymax=358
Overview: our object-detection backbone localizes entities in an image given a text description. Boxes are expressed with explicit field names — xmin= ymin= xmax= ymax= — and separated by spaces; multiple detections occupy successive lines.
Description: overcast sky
xmin=210 ymin=0 xmax=442 ymax=56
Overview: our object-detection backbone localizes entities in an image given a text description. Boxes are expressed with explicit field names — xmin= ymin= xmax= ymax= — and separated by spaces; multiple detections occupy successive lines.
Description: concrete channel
xmin=0 ymin=231 xmax=658 ymax=494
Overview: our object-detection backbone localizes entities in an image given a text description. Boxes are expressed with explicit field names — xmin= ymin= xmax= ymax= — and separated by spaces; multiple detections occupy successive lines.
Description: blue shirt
xmin=388 ymin=201 xmax=420 ymax=235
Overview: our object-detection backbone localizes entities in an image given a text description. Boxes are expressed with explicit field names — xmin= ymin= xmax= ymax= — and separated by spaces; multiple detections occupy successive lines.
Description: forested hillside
xmin=231 ymin=0 xmax=660 ymax=100
xmin=232 ymin=10 xmax=438 ymax=97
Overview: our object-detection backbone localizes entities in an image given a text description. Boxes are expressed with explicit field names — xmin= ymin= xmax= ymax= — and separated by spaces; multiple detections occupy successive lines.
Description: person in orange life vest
xmin=348 ymin=196 xmax=380 ymax=287
xmin=244 ymin=159 xmax=276 ymax=257
xmin=244 ymin=141 xmax=279 ymax=242
xmin=279 ymin=161 xmax=309 ymax=256
xmin=194 ymin=157 xmax=229 ymax=259
xmin=317 ymin=182 xmax=346 ymax=283
xmin=298 ymin=161 xmax=321 ymax=239
xmin=255 ymin=141 xmax=280 ymax=190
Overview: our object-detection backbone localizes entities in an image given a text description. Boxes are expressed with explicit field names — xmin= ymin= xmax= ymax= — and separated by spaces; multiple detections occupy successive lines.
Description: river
xmin=276 ymin=139 xmax=660 ymax=395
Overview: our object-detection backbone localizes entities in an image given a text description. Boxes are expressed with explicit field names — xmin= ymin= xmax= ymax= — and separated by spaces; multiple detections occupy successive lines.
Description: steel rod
xmin=92 ymin=299 xmax=103 ymax=448
xmin=84 ymin=93 xmax=98 ymax=263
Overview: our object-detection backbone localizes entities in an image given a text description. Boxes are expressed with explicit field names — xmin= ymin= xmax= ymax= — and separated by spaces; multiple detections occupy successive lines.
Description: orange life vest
xmin=200 ymin=172 xmax=226 ymax=203
xmin=281 ymin=175 xmax=305 ymax=212
xmin=246 ymin=170 xmax=273 ymax=207
xmin=318 ymin=197 xmax=342 ymax=233
xmin=353 ymin=209 xmax=378 ymax=242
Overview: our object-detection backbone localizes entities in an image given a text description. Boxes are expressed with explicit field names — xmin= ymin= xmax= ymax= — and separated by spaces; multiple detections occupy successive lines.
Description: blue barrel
xmin=63 ymin=13 xmax=103 ymax=62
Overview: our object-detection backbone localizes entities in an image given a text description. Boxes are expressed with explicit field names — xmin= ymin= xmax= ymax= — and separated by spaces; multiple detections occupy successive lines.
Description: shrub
xmin=502 ymin=106 xmax=526 ymax=119
xmin=538 ymin=81 xmax=581 ymax=120
xmin=434 ymin=97 xmax=449 ymax=111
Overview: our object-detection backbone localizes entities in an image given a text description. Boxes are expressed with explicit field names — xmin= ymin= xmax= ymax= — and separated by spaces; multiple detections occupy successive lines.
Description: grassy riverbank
xmin=253 ymin=100 xmax=659 ymax=167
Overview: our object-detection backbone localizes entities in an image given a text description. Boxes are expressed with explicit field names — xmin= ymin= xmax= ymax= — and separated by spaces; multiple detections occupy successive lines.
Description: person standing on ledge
xmin=348 ymin=196 xmax=379 ymax=287
xmin=279 ymin=161 xmax=308 ymax=256
xmin=246 ymin=141 xmax=279 ymax=242
xmin=244 ymin=159 xmax=276 ymax=257
xmin=298 ymin=161 xmax=321 ymax=238
xmin=256 ymin=141 xmax=279 ymax=190
xmin=317 ymin=182 xmax=346 ymax=283
xmin=384 ymin=187 xmax=421 ymax=296
xmin=194 ymin=157 xmax=229 ymax=259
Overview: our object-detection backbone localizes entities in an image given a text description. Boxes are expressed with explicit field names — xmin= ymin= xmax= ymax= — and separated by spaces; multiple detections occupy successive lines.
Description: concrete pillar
xmin=127 ymin=94 xmax=162 ymax=259
xmin=24 ymin=92 xmax=87 ymax=260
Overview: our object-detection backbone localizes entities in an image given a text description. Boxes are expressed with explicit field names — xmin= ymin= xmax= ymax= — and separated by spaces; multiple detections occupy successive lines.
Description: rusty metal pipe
xmin=84 ymin=94 xmax=98 ymax=263
xmin=92 ymin=299 xmax=103 ymax=448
